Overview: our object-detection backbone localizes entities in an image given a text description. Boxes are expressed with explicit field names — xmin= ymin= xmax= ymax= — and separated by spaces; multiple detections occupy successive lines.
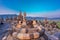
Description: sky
xmin=0 ymin=0 xmax=60 ymax=18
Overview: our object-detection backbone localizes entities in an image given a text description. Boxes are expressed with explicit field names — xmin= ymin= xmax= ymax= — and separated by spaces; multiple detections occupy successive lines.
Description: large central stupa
xmin=2 ymin=11 xmax=48 ymax=40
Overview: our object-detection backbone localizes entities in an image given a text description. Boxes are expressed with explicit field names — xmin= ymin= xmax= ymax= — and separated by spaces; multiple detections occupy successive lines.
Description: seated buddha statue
xmin=16 ymin=21 xmax=22 ymax=29
xmin=32 ymin=20 xmax=38 ymax=28
xmin=32 ymin=20 xmax=42 ymax=31
xmin=22 ymin=19 xmax=27 ymax=26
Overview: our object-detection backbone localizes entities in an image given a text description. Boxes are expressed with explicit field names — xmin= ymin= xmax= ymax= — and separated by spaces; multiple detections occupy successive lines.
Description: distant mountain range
xmin=26 ymin=17 xmax=60 ymax=20
xmin=0 ymin=14 xmax=60 ymax=20
xmin=0 ymin=14 xmax=17 ymax=18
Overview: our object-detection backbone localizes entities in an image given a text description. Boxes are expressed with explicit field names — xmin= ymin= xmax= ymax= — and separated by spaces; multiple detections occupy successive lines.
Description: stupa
xmin=2 ymin=12 xmax=48 ymax=40
xmin=17 ymin=11 xmax=23 ymax=21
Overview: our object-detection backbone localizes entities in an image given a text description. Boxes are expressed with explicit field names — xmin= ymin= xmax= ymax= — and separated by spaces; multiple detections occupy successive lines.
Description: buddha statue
xmin=16 ymin=21 xmax=22 ymax=29
xmin=43 ymin=17 xmax=49 ymax=27
xmin=0 ymin=17 xmax=4 ymax=25
xmin=32 ymin=20 xmax=42 ymax=31
xmin=6 ymin=17 xmax=9 ymax=22
xmin=44 ymin=17 xmax=48 ymax=24
xmin=22 ymin=19 xmax=27 ymax=26
xmin=32 ymin=20 xmax=37 ymax=28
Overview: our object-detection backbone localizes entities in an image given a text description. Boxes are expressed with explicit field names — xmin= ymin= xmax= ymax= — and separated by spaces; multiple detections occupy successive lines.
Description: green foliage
xmin=57 ymin=21 xmax=60 ymax=29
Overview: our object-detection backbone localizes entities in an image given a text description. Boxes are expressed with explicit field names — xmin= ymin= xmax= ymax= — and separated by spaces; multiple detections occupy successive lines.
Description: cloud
xmin=26 ymin=10 xmax=60 ymax=18
xmin=0 ymin=6 xmax=60 ymax=18
xmin=0 ymin=6 xmax=19 ymax=15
